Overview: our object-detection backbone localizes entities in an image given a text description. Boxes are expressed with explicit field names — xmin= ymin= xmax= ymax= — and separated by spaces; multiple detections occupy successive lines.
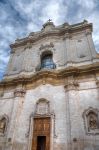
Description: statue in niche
xmin=88 ymin=112 xmax=98 ymax=130
xmin=0 ymin=118 xmax=6 ymax=134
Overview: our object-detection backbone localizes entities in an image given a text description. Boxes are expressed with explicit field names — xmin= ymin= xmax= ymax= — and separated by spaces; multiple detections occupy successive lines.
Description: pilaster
xmin=6 ymin=86 xmax=26 ymax=150
xmin=85 ymin=29 xmax=97 ymax=60
xmin=64 ymin=76 xmax=83 ymax=150
xmin=64 ymin=33 xmax=72 ymax=66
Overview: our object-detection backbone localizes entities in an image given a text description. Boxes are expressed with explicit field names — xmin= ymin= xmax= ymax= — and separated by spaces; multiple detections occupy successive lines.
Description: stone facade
xmin=0 ymin=20 xmax=99 ymax=150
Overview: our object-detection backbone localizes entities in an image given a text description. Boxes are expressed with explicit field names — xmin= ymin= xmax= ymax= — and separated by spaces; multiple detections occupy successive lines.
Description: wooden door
xmin=32 ymin=117 xmax=50 ymax=150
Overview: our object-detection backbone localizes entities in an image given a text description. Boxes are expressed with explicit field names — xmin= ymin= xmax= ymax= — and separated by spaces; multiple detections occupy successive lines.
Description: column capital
xmin=64 ymin=81 xmax=79 ymax=91
xmin=63 ymin=33 xmax=72 ymax=40
xmin=14 ymin=89 xmax=26 ymax=97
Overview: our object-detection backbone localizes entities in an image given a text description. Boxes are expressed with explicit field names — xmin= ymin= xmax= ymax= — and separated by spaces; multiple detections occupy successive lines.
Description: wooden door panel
xmin=32 ymin=117 xmax=50 ymax=150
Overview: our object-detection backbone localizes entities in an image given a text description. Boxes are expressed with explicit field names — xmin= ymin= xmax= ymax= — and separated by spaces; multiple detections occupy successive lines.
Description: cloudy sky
xmin=0 ymin=0 xmax=99 ymax=80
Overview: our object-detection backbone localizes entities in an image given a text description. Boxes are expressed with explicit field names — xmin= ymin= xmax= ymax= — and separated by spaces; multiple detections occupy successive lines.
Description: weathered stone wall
xmin=5 ymin=29 xmax=98 ymax=77
xmin=0 ymin=75 xmax=99 ymax=150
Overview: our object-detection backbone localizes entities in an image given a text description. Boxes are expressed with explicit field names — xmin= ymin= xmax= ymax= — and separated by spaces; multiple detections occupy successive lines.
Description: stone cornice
xmin=0 ymin=62 xmax=99 ymax=88
xmin=10 ymin=21 xmax=92 ymax=49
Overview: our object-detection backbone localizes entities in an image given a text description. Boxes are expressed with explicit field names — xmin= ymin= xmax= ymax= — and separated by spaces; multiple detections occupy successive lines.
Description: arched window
xmin=41 ymin=52 xmax=56 ymax=69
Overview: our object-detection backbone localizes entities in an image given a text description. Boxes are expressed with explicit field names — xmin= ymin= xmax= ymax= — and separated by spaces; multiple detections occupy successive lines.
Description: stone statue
xmin=89 ymin=114 xmax=97 ymax=129
xmin=0 ymin=118 xmax=6 ymax=133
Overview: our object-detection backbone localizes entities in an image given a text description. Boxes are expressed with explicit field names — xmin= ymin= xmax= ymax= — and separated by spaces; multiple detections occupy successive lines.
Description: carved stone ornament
xmin=14 ymin=89 xmax=26 ymax=97
xmin=0 ymin=115 xmax=9 ymax=136
xmin=38 ymin=42 xmax=55 ymax=59
xmin=83 ymin=107 xmax=99 ymax=135
xmin=35 ymin=98 xmax=50 ymax=115
xmin=64 ymin=80 xmax=79 ymax=91
xmin=24 ymin=42 xmax=32 ymax=50
xmin=39 ymin=42 xmax=54 ymax=51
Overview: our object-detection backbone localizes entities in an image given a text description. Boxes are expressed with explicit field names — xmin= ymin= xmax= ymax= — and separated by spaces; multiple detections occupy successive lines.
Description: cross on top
xmin=48 ymin=19 xmax=52 ymax=22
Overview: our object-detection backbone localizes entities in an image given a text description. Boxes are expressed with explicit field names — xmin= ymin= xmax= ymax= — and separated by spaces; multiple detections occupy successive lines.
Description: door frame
xmin=28 ymin=114 xmax=55 ymax=150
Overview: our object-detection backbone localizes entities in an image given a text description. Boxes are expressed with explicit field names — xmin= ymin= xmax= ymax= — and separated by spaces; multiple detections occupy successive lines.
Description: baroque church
xmin=0 ymin=20 xmax=99 ymax=150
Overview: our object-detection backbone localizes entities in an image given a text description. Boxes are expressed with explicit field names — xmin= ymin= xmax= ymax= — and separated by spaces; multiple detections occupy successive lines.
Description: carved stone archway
xmin=28 ymin=99 xmax=55 ymax=150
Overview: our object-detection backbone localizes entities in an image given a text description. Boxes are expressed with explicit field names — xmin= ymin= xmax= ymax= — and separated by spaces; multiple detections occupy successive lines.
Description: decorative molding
xmin=38 ymin=42 xmax=55 ymax=57
xmin=35 ymin=98 xmax=50 ymax=115
xmin=0 ymin=62 xmax=99 ymax=89
xmin=39 ymin=42 xmax=54 ymax=51
xmin=26 ymin=98 xmax=57 ymax=140
xmin=64 ymin=80 xmax=79 ymax=91
xmin=10 ymin=22 xmax=92 ymax=49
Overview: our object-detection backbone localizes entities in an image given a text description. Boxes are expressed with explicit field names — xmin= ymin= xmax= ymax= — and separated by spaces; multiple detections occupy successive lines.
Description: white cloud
xmin=14 ymin=1 xmax=35 ymax=19
xmin=27 ymin=22 xmax=39 ymax=32
xmin=77 ymin=0 xmax=97 ymax=9
xmin=40 ymin=1 xmax=60 ymax=24
xmin=40 ymin=0 xmax=68 ymax=25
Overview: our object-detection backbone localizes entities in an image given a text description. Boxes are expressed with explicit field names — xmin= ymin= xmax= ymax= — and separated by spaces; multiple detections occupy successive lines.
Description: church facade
xmin=0 ymin=20 xmax=99 ymax=150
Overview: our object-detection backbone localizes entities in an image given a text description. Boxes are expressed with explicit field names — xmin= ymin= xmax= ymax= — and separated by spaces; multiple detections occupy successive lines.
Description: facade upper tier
xmin=2 ymin=20 xmax=99 ymax=82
